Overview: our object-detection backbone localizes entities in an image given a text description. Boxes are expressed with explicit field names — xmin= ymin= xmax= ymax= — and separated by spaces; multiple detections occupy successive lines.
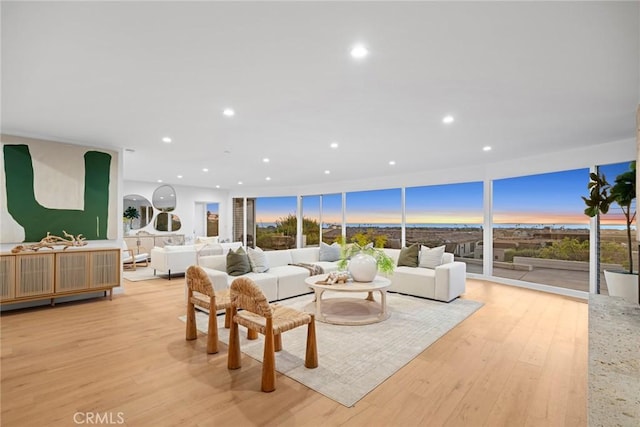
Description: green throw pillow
xmin=226 ymin=247 xmax=251 ymax=276
xmin=397 ymin=243 xmax=420 ymax=267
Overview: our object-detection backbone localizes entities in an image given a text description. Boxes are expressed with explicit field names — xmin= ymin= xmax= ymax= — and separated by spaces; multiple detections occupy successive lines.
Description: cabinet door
xmin=0 ymin=255 xmax=16 ymax=301
xmin=90 ymin=250 xmax=120 ymax=288
xmin=15 ymin=253 xmax=54 ymax=297
xmin=56 ymin=252 xmax=90 ymax=292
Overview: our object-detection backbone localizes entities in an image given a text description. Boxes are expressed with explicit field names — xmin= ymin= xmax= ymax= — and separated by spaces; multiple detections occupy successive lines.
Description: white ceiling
xmin=2 ymin=1 xmax=639 ymax=192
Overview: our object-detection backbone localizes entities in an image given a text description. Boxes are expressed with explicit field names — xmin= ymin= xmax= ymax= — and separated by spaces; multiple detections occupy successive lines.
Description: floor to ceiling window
xmin=405 ymin=182 xmax=483 ymax=273
xmin=255 ymin=196 xmax=297 ymax=250
xmin=345 ymin=189 xmax=401 ymax=248
xmin=206 ymin=202 xmax=219 ymax=237
xmin=492 ymin=168 xmax=590 ymax=292
xmin=321 ymin=193 xmax=343 ymax=244
xmin=597 ymin=161 xmax=637 ymax=295
xmin=301 ymin=195 xmax=320 ymax=247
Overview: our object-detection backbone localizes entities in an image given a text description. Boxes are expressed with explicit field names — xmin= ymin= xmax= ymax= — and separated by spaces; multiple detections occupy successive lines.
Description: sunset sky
xmin=255 ymin=162 xmax=634 ymax=226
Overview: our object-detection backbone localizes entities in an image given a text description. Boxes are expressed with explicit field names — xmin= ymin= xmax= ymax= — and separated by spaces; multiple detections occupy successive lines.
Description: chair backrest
xmin=230 ymin=277 xmax=272 ymax=318
xmin=186 ymin=265 xmax=215 ymax=298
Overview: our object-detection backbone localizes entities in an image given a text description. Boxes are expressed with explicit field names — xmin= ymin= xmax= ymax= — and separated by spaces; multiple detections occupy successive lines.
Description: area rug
xmin=179 ymin=293 xmax=483 ymax=407
xmin=123 ymin=267 xmax=162 ymax=282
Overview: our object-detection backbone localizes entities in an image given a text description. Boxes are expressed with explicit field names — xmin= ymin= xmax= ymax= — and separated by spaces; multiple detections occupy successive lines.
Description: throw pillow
xmin=397 ymin=243 xmax=420 ymax=267
xmin=419 ymin=245 xmax=446 ymax=269
xmin=319 ymin=242 xmax=341 ymax=262
xmin=247 ymin=246 xmax=269 ymax=273
xmin=226 ymin=247 xmax=251 ymax=276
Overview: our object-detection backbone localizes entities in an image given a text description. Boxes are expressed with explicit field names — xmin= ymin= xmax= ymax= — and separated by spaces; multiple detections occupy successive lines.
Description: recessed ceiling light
xmin=265 ymin=177 xmax=271 ymax=181
xmin=483 ymin=146 xmax=492 ymax=152
xmin=157 ymin=179 xmax=163 ymax=183
xmin=177 ymin=175 xmax=183 ymax=179
xmin=442 ymin=115 xmax=455 ymax=124
xmin=263 ymin=158 xmax=270 ymax=163
xmin=162 ymin=137 xmax=172 ymax=143
xmin=215 ymin=185 xmax=220 ymax=189
xmin=238 ymin=181 xmax=243 ymax=185
xmin=389 ymin=160 xmax=396 ymax=166
xmin=223 ymin=108 xmax=235 ymax=117
xmin=350 ymin=44 xmax=368 ymax=59
xmin=202 ymin=168 xmax=209 ymax=172
xmin=330 ymin=142 xmax=339 ymax=149
xmin=324 ymin=170 xmax=331 ymax=175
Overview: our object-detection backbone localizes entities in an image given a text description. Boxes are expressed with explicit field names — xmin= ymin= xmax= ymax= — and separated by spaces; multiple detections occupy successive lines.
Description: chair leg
xmin=262 ymin=324 xmax=276 ymax=392
xmin=206 ymin=307 xmax=219 ymax=354
xmin=247 ymin=329 xmax=258 ymax=340
xmin=227 ymin=308 xmax=241 ymax=370
xmin=274 ymin=334 xmax=282 ymax=352
xmin=186 ymin=301 xmax=197 ymax=341
xmin=305 ymin=315 xmax=318 ymax=369
xmin=224 ymin=308 xmax=231 ymax=329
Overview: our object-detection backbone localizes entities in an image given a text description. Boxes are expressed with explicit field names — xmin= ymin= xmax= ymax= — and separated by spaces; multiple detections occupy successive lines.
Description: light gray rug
xmin=180 ymin=293 xmax=483 ymax=407
xmin=123 ymin=267 xmax=162 ymax=282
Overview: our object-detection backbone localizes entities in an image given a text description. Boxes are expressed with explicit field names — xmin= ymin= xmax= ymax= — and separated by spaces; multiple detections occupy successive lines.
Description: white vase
xmin=348 ymin=253 xmax=378 ymax=282
xmin=604 ymin=270 xmax=639 ymax=304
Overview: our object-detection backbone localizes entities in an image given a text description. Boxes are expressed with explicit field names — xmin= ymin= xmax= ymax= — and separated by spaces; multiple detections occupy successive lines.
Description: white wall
xmin=123 ymin=181 xmax=231 ymax=243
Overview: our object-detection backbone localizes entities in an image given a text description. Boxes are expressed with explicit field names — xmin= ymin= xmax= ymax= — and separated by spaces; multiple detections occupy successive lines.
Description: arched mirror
xmin=154 ymin=212 xmax=182 ymax=232
xmin=152 ymin=184 xmax=177 ymax=212
xmin=123 ymin=194 xmax=154 ymax=231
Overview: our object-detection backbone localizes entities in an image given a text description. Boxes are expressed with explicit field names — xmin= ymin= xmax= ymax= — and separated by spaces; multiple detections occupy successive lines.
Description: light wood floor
xmin=0 ymin=278 xmax=587 ymax=427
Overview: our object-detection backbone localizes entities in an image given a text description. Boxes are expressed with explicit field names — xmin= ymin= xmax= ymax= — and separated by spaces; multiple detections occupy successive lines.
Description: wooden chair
xmin=185 ymin=265 xmax=231 ymax=354
xmin=227 ymin=277 xmax=318 ymax=392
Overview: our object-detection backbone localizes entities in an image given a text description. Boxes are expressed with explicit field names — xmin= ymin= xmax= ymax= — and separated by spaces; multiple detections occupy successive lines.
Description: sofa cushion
xmin=291 ymin=247 xmax=320 ymax=264
xmin=265 ymin=249 xmax=294 ymax=267
xmin=319 ymin=242 xmax=341 ymax=262
xmin=419 ymin=245 xmax=445 ymax=269
xmin=397 ymin=243 xmax=420 ymax=267
xmin=226 ymin=247 xmax=251 ymax=276
xmin=247 ymin=246 xmax=269 ymax=273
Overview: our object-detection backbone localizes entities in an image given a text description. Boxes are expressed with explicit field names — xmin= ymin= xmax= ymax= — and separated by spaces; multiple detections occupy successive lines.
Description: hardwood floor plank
xmin=1 ymin=278 xmax=587 ymax=426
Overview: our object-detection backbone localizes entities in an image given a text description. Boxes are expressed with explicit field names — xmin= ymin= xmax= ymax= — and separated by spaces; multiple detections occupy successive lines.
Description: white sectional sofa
xmin=150 ymin=241 xmax=243 ymax=280
xmin=197 ymin=246 xmax=466 ymax=303
xmin=198 ymin=247 xmax=339 ymax=301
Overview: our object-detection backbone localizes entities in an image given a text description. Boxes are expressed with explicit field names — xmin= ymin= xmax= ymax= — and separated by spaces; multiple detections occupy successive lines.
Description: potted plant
xmin=583 ymin=161 xmax=639 ymax=304
xmin=337 ymin=232 xmax=395 ymax=282
xmin=123 ymin=206 xmax=140 ymax=233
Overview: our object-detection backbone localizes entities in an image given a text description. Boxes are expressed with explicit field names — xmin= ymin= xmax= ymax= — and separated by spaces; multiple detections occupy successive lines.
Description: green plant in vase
xmin=337 ymin=232 xmax=395 ymax=279
xmin=123 ymin=206 xmax=140 ymax=230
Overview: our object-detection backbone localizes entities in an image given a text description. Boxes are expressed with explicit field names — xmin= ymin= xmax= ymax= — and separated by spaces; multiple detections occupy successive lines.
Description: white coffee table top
xmin=305 ymin=274 xmax=391 ymax=292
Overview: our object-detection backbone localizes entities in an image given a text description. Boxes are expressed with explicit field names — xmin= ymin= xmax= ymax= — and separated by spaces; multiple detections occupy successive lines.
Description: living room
xmin=2 ymin=1 xmax=639 ymax=426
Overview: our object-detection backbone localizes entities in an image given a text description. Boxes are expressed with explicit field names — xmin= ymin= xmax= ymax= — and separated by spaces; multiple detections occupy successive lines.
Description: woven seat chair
xmin=185 ymin=265 xmax=231 ymax=354
xmin=227 ymin=277 xmax=318 ymax=392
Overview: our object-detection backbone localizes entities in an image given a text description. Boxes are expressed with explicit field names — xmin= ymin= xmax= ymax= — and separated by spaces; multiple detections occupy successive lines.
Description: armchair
xmin=122 ymin=241 xmax=149 ymax=270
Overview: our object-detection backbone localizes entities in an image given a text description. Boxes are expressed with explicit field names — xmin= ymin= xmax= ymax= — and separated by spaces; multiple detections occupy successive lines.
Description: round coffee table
xmin=304 ymin=274 xmax=391 ymax=325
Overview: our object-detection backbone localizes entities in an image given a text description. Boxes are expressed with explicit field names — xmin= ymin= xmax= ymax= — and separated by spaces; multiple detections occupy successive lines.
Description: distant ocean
xmin=256 ymin=222 xmax=627 ymax=230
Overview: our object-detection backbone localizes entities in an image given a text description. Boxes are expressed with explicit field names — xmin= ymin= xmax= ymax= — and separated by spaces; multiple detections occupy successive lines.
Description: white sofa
xmin=198 ymin=247 xmax=339 ymax=301
xmin=382 ymin=249 xmax=467 ymax=302
xmin=150 ymin=241 xmax=242 ymax=280
xmin=197 ymin=246 xmax=466 ymax=303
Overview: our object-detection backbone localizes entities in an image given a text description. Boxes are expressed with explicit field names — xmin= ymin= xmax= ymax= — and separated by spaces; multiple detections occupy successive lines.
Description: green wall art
xmin=3 ymin=143 xmax=112 ymax=242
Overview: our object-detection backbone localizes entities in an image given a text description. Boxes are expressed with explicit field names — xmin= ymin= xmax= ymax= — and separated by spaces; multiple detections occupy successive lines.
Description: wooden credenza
xmin=0 ymin=247 xmax=120 ymax=306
